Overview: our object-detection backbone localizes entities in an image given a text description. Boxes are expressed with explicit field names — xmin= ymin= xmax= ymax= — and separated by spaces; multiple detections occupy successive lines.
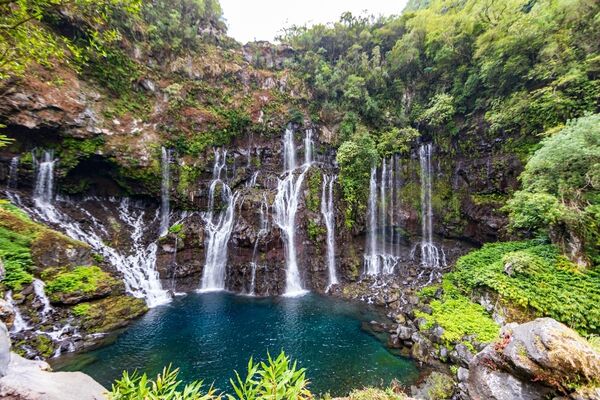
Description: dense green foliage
xmin=109 ymin=351 xmax=311 ymax=400
xmin=282 ymin=0 xmax=599 ymax=209
xmin=0 ymin=0 xmax=141 ymax=79
xmin=416 ymin=279 xmax=499 ymax=347
xmin=505 ymin=113 xmax=600 ymax=265
xmin=0 ymin=225 xmax=34 ymax=291
xmin=452 ymin=240 xmax=600 ymax=335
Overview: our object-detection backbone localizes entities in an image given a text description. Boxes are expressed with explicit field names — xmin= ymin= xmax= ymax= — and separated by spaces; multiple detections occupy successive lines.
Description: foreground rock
xmin=0 ymin=322 xmax=107 ymax=400
xmin=466 ymin=318 xmax=600 ymax=400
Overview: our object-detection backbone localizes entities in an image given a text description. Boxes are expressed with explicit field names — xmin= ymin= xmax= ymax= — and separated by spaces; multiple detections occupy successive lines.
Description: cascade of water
xmin=274 ymin=126 xmax=310 ymax=296
xmin=304 ymin=128 xmax=314 ymax=165
xmin=15 ymin=193 xmax=171 ymax=307
xmin=364 ymin=158 xmax=402 ymax=276
xmin=418 ymin=143 xmax=445 ymax=269
xmin=200 ymin=149 xmax=239 ymax=291
xmin=249 ymin=195 xmax=269 ymax=295
xmin=33 ymin=150 xmax=56 ymax=204
xmin=6 ymin=291 xmax=30 ymax=333
xmin=321 ymin=174 xmax=338 ymax=289
xmin=246 ymin=171 xmax=260 ymax=188
xmin=160 ymin=147 xmax=172 ymax=236
xmin=7 ymin=156 xmax=19 ymax=188
xmin=32 ymin=279 xmax=53 ymax=318
xmin=364 ymin=166 xmax=380 ymax=275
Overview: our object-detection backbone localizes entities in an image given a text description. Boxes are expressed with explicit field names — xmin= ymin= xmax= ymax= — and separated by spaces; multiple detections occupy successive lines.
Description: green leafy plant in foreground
xmin=109 ymin=364 xmax=219 ymax=400
xmin=110 ymin=351 xmax=311 ymax=400
xmin=229 ymin=351 xmax=312 ymax=400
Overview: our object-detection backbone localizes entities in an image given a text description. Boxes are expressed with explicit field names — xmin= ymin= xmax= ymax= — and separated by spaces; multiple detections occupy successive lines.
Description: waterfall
xmin=364 ymin=157 xmax=402 ymax=276
xmin=365 ymin=167 xmax=380 ymax=275
xmin=11 ymin=193 xmax=171 ymax=307
xmin=249 ymin=195 xmax=269 ymax=295
xmin=6 ymin=291 xmax=30 ymax=333
xmin=33 ymin=279 xmax=53 ymax=318
xmin=321 ymin=174 xmax=338 ymax=289
xmin=418 ymin=143 xmax=445 ymax=269
xmin=304 ymin=128 xmax=314 ymax=165
xmin=33 ymin=150 xmax=56 ymax=204
xmin=200 ymin=149 xmax=239 ymax=291
xmin=274 ymin=126 xmax=310 ymax=296
xmin=7 ymin=156 xmax=19 ymax=188
xmin=246 ymin=171 xmax=260 ymax=188
xmin=160 ymin=147 xmax=172 ymax=236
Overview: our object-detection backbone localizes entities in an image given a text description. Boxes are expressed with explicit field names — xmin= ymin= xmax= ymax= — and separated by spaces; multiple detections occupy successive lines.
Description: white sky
xmin=219 ymin=0 xmax=409 ymax=43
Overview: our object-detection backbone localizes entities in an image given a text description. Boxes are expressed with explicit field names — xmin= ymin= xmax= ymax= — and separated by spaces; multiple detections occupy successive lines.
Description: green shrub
xmin=0 ymin=227 xmax=34 ymax=291
xmin=452 ymin=241 xmax=600 ymax=335
xmin=110 ymin=364 xmax=218 ymax=400
xmin=229 ymin=351 xmax=311 ymax=400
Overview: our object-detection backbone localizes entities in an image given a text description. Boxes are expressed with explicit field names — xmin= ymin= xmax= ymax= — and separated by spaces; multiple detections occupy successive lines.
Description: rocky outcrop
xmin=0 ymin=322 xmax=107 ymax=400
xmin=466 ymin=318 xmax=600 ymax=400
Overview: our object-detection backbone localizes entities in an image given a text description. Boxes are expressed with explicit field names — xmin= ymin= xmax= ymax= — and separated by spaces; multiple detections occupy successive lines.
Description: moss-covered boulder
xmin=77 ymin=296 xmax=147 ymax=333
xmin=43 ymin=266 xmax=118 ymax=305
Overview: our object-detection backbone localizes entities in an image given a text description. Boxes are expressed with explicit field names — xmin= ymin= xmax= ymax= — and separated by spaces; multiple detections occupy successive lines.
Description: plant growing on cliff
xmin=0 ymin=0 xmax=141 ymax=79
xmin=336 ymin=128 xmax=378 ymax=228
xmin=504 ymin=113 xmax=600 ymax=266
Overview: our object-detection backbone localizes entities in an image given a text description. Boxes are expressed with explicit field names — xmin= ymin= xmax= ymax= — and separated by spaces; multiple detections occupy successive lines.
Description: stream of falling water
xmin=248 ymin=195 xmax=269 ymax=295
xmin=160 ymin=147 xmax=172 ymax=236
xmin=5 ymin=291 xmax=30 ymax=333
xmin=7 ymin=156 xmax=19 ymax=189
xmin=364 ymin=157 xmax=403 ymax=276
xmin=321 ymin=174 xmax=338 ymax=289
xmin=417 ymin=143 xmax=446 ymax=269
xmin=274 ymin=126 xmax=312 ymax=296
xmin=199 ymin=149 xmax=239 ymax=291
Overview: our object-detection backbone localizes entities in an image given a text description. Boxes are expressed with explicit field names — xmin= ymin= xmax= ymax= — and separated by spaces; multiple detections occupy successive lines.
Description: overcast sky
xmin=219 ymin=0 xmax=409 ymax=43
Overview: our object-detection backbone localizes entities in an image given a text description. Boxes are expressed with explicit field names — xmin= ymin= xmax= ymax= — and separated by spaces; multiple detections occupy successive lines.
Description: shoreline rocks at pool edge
xmin=382 ymin=316 xmax=600 ymax=400
xmin=0 ymin=319 xmax=107 ymax=400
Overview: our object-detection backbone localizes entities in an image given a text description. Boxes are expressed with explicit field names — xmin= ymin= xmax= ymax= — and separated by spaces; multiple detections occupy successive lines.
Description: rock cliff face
xmin=0 ymin=37 xmax=524 ymax=365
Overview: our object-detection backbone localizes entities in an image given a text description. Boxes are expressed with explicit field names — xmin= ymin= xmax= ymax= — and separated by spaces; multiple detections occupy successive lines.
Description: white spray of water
xmin=160 ymin=147 xmax=172 ymax=236
xmin=5 ymin=291 xmax=30 ymax=333
xmin=418 ymin=143 xmax=446 ymax=269
xmin=321 ymin=174 xmax=338 ymax=289
xmin=200 ymin=149 xmax=239 ymax=291
xmin=274 ymin=126 xmax=311 ymax=296
xmin=249 ymin=195 xmax=269 ymax=295
xmin=7 ymin=156 xmax=19 ymax=188
xmin=33 ymin=150 xmax=56 ymax=204
xmin=32 ymin=279 xmax=53 ymax=318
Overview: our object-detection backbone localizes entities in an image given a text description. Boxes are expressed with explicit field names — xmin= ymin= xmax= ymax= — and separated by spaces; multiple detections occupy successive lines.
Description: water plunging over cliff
xmin=7 ymin=156 xmax=19 ymax=189
xmin=200 ymin=149 xmax=239 ymax=291
xmin=418 ymin=144 xmax=445 ymax=269
xmin=6 ymin=291 xmax=30 ymax=333
xmin=12 ymin=190 xmax=171 ymax=307
xmin=33 ymin=150 xmax=56 ymax=204
xmin=33 ymin=279 xmax=53 ymax=319
xmin=321 ymin=174 xmax=338 ymax=289
xmin=249 ymin=195 xmax=269 ymax=295
xmin=364 ymin=157 xmax=403 ymax=276
xmin=274 ymin=126 xmax=310 ymax=296
xmin=304 ymin=128 xmax=314 ymax=165
xmin=160 ymin=147 xmax=172 ymax=236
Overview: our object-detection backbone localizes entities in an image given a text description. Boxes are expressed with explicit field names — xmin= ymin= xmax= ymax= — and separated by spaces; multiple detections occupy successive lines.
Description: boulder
xmin=467 ymin=318 xmax=600 ymax=400
xmin=0 ymin=353 xmax=107 ymax=400
xmin=0 ymin=300 xmax=15 ymax=328
xmin=0 ymin=323 xmax=10 ymax=377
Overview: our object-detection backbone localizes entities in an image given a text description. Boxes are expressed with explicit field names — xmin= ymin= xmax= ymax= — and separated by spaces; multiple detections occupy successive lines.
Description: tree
xmin=0 ymin=0 xmax=141 ymax=79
